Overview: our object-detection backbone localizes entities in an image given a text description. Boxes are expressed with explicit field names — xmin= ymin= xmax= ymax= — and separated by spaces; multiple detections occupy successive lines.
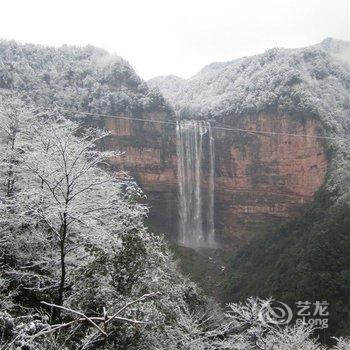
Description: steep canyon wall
xmin=103 ymin=112 xmax=327 ymax=247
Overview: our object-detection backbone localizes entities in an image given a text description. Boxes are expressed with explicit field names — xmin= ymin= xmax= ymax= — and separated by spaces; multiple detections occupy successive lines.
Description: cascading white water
xmin=208 ymin=125 xmax=215 ymax=240
xmin=176 ymin=120 xmax=215 ymax=247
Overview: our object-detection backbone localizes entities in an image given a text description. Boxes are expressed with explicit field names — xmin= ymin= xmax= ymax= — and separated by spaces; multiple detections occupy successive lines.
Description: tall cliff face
xmin=103 ymin=111 xmax=327 ymax=245
xmin=213 ymin=113 xmax=327 ymax=242
xmin=102 ymin=110 xmax=178 ymax=236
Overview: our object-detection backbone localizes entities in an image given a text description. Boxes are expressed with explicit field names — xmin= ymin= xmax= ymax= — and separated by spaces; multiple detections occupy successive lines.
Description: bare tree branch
xmin=106 ymin=291 xmax=160 ymax=325
xmin=31 ymin=292 xmax=161 ymax=344
xmin=41 ymin=301 xmax=106 ymax=336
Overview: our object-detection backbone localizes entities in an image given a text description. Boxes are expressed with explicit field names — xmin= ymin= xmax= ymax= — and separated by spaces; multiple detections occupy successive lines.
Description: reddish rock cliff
xmin=214 ymin=113 xmax=327 ymax=242
xmin=103 ymin=112 xmax=327 ymax=245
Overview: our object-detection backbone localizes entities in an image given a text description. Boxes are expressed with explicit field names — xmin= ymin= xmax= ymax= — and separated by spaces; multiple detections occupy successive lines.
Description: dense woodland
xmin=0 ymin=39 xmax=349 ymax=349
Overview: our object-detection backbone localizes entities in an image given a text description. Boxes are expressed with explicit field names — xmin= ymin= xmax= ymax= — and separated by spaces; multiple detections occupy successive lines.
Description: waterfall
xmin=208 ymin=125 xmax=215 ymax=240
xmin=176 ymin=120 xmax=215 ymax=247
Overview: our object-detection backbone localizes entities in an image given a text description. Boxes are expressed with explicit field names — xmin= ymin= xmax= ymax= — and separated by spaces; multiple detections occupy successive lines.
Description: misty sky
xmin=1 ymin=0 xmax=349 ymax=79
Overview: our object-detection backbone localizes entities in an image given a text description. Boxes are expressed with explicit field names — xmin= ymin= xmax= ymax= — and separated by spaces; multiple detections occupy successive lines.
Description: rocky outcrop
xmin=103 ymin=111 xmax=327 ymax=246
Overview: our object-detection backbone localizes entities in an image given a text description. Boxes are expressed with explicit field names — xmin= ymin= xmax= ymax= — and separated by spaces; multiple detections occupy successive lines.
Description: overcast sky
xmin=1 ymin=0 xmax=349 ymax=79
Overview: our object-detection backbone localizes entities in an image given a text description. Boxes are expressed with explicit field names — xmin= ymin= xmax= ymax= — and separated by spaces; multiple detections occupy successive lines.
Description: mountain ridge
xmin=148 ymin=38 xmax=349 ymax=124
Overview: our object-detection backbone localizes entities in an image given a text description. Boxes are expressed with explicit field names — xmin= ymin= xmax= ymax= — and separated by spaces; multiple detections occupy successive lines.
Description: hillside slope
xmin=0 ymin=40 xmax=172 ymax=118
xmin=150 ymin=38 xmax=350 ymax=337
xmin=149 ymin=38 xmax=349 ymax=129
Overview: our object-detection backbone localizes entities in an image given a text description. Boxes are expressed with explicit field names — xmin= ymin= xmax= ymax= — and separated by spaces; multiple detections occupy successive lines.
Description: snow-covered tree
xmin=221 ymin=297 xmax=326 ymax=350
xmin=15 ymin=116 xmax=146 ymax=315
xmin=0 ymin=94 xmax=32 ymax=196
xmin=331 ymin=337 xmax=350 ymax=350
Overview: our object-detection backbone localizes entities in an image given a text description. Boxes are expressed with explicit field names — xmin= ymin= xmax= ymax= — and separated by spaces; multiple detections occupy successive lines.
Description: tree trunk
xmin=6 ymin=134 xmax=16 ymax=197
xmin=55 ymin=215 xmax=67 ymax=321
xmin=58 ymin=233 xmax=66 ymax=306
